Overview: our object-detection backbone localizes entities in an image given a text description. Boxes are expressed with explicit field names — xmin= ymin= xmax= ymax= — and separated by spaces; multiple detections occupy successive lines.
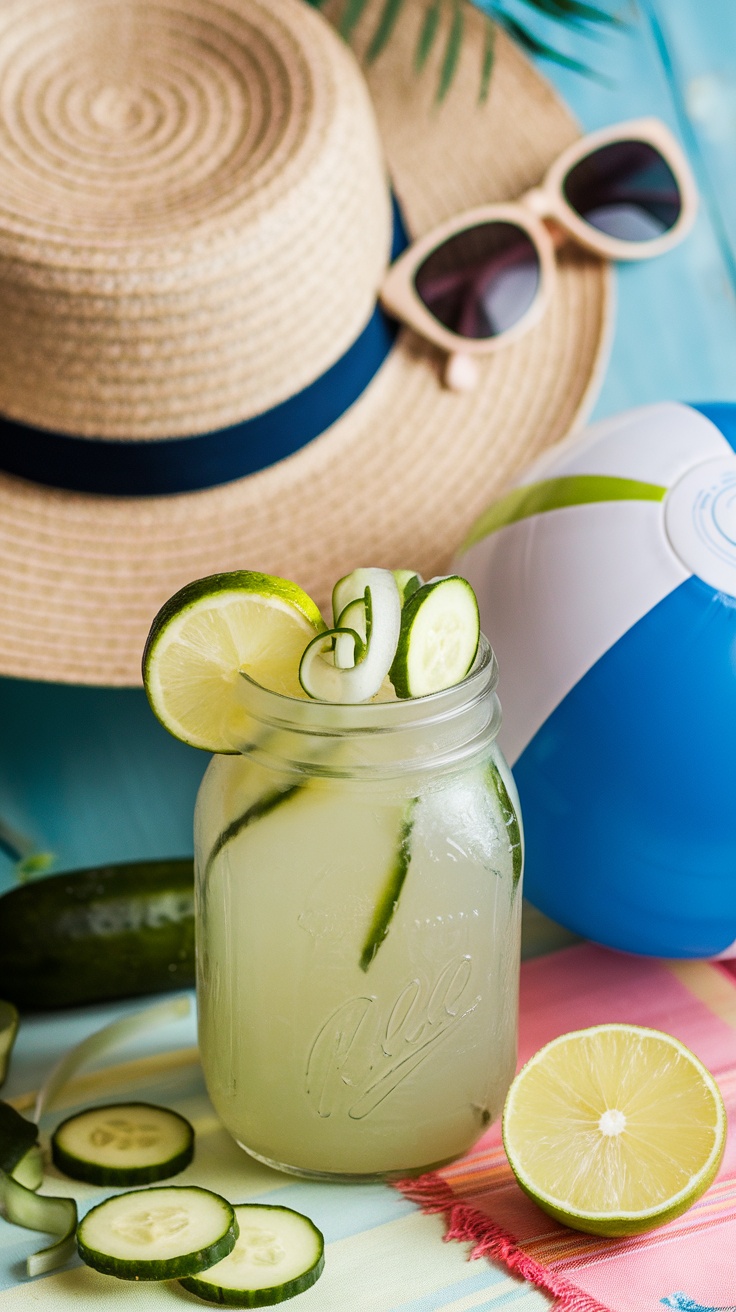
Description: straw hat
xmin=0 ymin=0 xmax=611 ymax=685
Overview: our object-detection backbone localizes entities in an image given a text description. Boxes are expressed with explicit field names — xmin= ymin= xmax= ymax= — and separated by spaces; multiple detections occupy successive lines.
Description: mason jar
xmin=194 ymin=636 xmax=522 ymax=1181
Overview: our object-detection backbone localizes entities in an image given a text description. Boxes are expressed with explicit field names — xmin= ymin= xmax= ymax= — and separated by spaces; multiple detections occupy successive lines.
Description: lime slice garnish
xmin=390 ymin=575 xmax=480 ymax=699
xmin=502 ymin=1023 xmax=726 ymax=1237
xmin=143 ymin=572 xmax=324 ymax=751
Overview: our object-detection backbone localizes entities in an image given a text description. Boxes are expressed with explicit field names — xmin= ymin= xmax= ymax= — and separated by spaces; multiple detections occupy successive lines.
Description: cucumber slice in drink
xmin=51 ymin=1103 xmax=194 ymax=1187
xmin=77 ymin=1185 xmax=238 ymax=1281
xmin=180 ymin=1204 xmax=325 ymax=1307
xmin=360 ymin=801 xmax=416 ymax=972
xmin=143 ymin=572 xmax=324 ymax=753
xmin=390 ymin=576 xmax=480 ymax=699
xmin=300 ymin=570 xmax=401 ymax=703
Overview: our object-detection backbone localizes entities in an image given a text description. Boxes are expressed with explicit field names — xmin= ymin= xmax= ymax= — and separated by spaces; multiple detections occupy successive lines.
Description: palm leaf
xmin=366 ymin=0 xmax=406 ymax=61
xmin=340 ymin=0 xmax=373 ymax=39
xmin=414 ymin=0 xmax=442 ymax=70
xmin=479 ymin=15 xmax=495 ymax=101
xmin=494 ymin=13 xmax=606 ymax=75
xmin=437 ymin=0 xmax=464 ymax=100
xmin=522 ymin=0 xmax=616 ymax=25
xmin=305 ymin=0 xmax=617 ymax=97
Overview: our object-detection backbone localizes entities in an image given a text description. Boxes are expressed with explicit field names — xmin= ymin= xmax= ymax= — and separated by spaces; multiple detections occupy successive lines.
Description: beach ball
xmin=458 ymin=402 xmax=736 ymax=959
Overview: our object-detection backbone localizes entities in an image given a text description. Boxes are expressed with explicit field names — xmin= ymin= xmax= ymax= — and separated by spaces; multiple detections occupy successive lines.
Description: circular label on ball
xmin=665 ymin=455 xmax=736 ymax=598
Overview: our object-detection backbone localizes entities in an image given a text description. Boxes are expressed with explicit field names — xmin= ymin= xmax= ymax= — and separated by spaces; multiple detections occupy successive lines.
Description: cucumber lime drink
xmin=145 ymin=568 xmax=523 ymax=1179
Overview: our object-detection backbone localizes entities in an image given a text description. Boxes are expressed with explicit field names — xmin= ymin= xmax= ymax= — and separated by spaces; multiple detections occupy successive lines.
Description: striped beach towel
xmin=396 ymin=945 xmax=736 ymax=1312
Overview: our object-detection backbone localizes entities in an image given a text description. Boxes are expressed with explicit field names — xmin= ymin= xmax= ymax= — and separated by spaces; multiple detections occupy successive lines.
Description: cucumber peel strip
xmin=0 ymin=1106 xmax=74 ymax=1277
xmin=12 ymin=1144 xmax=43 ymax=1191
xmin=34 ymin=993 xmax=191 ymax=1123
xmin=487 ymin=762 xmax=523 ymax=890
xmin=0 ymin=1168 xmax=77 ymax=1277
xmin=0 ymin=1000 xmax=19 ymax=1088
xmin=204 ymin=782 xmax=303 ymax=879
xmin=0 ymin=1101 xmax=38 ymax=1174
xmin=360 ymin=800 xmax=416 ymax=972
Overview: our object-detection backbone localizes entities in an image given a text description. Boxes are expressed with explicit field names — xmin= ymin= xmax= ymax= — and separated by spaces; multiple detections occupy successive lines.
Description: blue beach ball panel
xmin=516 ymin=570 xmax=736 ymax=958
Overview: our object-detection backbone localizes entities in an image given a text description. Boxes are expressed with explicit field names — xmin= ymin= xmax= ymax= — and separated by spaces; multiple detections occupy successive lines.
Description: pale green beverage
xmin=195 ymin=639 xmax=522 ymax=1179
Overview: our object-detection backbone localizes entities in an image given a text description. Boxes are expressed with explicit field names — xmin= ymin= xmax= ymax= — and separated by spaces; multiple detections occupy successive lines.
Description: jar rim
xmin=233 ymin=634 xmax=499 ymax=739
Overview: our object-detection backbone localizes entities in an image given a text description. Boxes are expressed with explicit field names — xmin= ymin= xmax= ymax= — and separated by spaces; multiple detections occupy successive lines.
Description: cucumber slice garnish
xmin=392 ymin=569 xmax=423 ymax=605
xmin=77 ymin=1185 xmax=238 ymax=1281
xmin=360 ymin=801 xmax=416 ymax=972
xmin=301 ymin=569 xmax=401 ymax=703
xmin=179 ymin=1204 xmax=325 ymax=1307
xmin=51 ymin=1102 xmax=195 ymax=1187
xmin=390 ymin=576 xmax=480 ymax=699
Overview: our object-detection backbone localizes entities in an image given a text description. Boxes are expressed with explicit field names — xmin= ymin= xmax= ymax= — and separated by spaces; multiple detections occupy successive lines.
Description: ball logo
xmin=665 ymin=456 xmax=736 ymax=596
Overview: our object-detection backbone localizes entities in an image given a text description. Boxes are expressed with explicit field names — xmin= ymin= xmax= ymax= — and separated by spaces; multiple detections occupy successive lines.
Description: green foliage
xmin=305 ymin=0 xmax=616 ymax=100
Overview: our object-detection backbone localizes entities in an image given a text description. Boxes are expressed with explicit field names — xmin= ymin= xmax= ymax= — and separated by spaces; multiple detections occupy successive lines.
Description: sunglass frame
xmin=535 ymin=116 xmax=698 ymax=262
xmin=380 ymin=117 xmax=697 ymax=360
xmin=381 ymin=203 xmax=556 ymax=359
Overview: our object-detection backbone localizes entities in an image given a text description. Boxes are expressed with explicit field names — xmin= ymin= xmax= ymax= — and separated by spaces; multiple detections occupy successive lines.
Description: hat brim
xmin=0 ymin=10 xmax=612 ymax=686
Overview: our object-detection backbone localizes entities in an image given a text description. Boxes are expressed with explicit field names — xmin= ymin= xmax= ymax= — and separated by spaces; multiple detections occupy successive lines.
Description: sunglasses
xmin=380 ymin=118 xmax=697 ymax=391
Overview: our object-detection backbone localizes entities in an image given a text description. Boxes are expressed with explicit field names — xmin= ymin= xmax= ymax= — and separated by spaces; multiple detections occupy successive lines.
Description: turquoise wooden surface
xmin=1 ymin=0 xmax=734 ymax=890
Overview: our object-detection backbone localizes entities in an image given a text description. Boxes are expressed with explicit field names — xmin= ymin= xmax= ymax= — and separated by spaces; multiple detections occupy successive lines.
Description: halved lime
xmin=143 ymin=572 xmax=324 ymax=752
xmin=502 ymin=1024 xmax=726 ymax=1237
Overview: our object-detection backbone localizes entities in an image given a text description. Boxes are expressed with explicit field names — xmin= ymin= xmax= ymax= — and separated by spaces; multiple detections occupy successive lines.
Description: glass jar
xmin=194 ymin=637 xmax=522 ymax=1181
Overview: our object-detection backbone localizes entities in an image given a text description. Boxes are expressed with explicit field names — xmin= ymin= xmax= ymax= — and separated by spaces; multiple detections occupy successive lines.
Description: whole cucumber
xmin=0 ymin=859 xmax=194 ymax=1010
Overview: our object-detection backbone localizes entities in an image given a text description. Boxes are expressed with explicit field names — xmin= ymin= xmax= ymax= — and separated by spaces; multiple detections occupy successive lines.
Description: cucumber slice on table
xmin=180 ymin=1204 xmax=325 ymax=1307
xmin=390 ymin=575 xmax=480 ymax=699
xmin=77 ymin=1185 xmax=238 ymax=1281
xmin=52 ymin=1102 xmax=194 ymax=1187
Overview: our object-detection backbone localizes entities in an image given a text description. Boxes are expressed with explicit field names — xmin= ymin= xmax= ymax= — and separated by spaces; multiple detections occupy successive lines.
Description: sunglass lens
xmin=414 ymin=221 xmax=540 ymax=340
xmin=563 ymin=140 xmax=682 ymax=242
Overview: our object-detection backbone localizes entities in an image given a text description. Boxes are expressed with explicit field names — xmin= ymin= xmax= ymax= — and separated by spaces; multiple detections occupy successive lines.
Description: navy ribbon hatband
xmin=0 ymin=199 xmax=408 ymax=497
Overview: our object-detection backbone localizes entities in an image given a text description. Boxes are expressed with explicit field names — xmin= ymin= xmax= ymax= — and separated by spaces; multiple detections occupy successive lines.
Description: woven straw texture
xmin=0 ymin=0 xmax=612 ymax=686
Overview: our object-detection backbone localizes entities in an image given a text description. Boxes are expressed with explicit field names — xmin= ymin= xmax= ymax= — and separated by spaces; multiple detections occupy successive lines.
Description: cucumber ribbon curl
xmin=0 ymin=1098 xmax=77 ymax=1277
xmin=299 ymin=569 xmax=401 ymax=703
xmin=0 ymin=995 xmax=192 ymax=1279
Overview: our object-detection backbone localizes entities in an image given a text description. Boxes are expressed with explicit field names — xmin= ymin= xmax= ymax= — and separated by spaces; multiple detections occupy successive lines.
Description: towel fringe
xmin=394 ymin=1174 xmax=612 ymax=1312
